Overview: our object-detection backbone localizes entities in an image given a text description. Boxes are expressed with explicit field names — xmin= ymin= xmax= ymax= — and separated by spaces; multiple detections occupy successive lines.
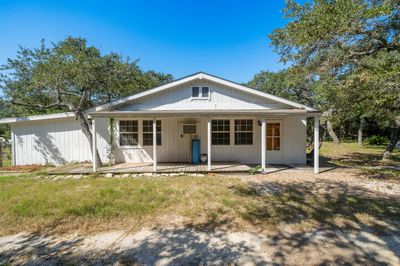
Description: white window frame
xmin=191 ymin=86 xmax=211 ymax=100
xmin=211 ymin=119 xmax=231 ymax=146
xmin=142 ymin=120 xmax=162 ymax=146
xmin=118 ymin=120 xmax=139 ymax=148
xmin=234 ymin=119 xmax=253 ymax=145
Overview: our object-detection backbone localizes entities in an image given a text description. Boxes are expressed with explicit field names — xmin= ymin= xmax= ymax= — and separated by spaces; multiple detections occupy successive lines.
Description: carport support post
xmin=92 ymin=118 xmax=97 ymax=173
xmin=153 ymin=118 xmax=157 ymax=172
xmin=261 ymin=119 xmax=266 ymax=171
xmin=314 ymin=117 xmax=320 ymax=174
xmin=207 ymin=119 xmax=211 ymax=171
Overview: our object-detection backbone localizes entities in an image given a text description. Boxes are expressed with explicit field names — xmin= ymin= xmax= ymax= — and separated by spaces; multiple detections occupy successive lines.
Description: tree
xmin=248 ymin=69 xmax=342 ymax=144
xmin=0 ymin=37 xmax=172 ymax=166
xmin=269 ymin=0 xmax=400 ymax=157
xmin=247 ymin=69 xmax=315 ymax=106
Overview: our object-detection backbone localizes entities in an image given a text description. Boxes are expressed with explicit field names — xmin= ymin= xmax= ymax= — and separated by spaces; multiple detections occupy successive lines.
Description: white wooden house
xmin=0 ymin=72 xmax=322 ymax=173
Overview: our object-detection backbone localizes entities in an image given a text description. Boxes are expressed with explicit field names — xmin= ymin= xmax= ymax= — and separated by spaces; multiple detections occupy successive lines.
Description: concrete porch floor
xmin=46 ymin=162 xmax=305 ymax=174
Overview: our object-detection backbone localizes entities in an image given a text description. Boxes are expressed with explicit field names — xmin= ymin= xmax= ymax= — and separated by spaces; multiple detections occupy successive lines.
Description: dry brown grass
xmin=1 ymin=171 xmax=399 ymax=236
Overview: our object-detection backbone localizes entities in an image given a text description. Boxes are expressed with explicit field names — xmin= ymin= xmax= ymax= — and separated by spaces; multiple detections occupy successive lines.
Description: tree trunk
xmin=382 ymin=117 xmax=400 ymax=160
xmin=358 ymin=117 xmax=365 ymax=146
xmin=327 ymin=120 xmax=340 ymax=144
xmin=74 ymin=110 xmax=103 ymax=166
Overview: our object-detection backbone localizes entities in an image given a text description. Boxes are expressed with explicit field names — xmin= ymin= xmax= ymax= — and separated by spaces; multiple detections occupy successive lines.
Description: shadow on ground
xmin=1 ymin=178 xmax=399 ymax=265
xmin=233 ymin=178 xmax=400 ymax=265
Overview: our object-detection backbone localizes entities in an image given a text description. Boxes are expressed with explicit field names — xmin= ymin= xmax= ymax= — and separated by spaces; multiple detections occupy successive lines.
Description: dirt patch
xmin=0 ymin=164 xmax=47 ymax=173
xmin=1 ymin=225 xmax=399 ymax=265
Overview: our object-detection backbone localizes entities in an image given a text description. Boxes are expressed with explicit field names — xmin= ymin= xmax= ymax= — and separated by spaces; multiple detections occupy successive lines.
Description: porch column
xmin=261 ymin=119 xmax=266 ymax=171
xmin=153 ymin=118 xmax=157 ymax=172
xmin=207 ymin=119 xmax=211 ymax=171
xmin=92 ymin=118 xmax=97 ymax=173
xmin=314 ymin=117 xmax=320 ymax=174
xmin=11 ymin=129 xmax=16 ymax=166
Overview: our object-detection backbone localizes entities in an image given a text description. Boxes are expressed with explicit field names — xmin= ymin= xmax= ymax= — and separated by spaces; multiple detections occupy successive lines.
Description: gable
xmin=91 ymin=72 xmax=316 ymax=113
xmin=114 ymin=79 xmax=292 ymax=111
xmin=0 ymin=72 xmax=318 ymax=126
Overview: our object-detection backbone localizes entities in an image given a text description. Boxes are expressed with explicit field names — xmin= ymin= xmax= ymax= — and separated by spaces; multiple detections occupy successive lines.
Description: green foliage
xmin=247 ymin=69 xmax=315 ymax=107
xmin=365 ymin=135 xmax=388 ymax=145
xmin=249 ymin=165 xmax=262 ymax=174
xmin=0 ymin=36 xmax=172 ymax=114
xmin=0 ymin=36 xmax=172 ymax=164
xmin=268 ymin=0 xmax=400 ymax=149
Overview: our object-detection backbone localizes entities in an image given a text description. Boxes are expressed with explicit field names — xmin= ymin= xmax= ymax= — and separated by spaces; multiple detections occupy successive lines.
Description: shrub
xmin=365 ymin=135 xmax=388 ymax=145
xmin=249 ymin=165 xmax=262 ymax=174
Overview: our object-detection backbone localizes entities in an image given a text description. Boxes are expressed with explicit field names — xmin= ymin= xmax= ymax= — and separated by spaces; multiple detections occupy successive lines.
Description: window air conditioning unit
xmin=182 ymin=123 xmax=197 ymax=135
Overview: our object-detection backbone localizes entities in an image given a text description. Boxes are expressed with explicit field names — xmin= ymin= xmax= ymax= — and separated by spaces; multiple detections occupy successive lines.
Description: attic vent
xmin=183 ymin=124 xmax=197 ymax=134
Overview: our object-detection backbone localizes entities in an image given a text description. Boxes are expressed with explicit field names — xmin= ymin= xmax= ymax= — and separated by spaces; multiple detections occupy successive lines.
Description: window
xmin=235 ymin=120 xmax=253 ymax=145
xmin=267 ymin=122 xmax=280 ymax=150
xmin=192 ymin=87 xmax=199 ymax=97
xmin=202 ymin=87 xmax=209 ymax=97
xmin=119 ymin=120 xmax=138 ymax=146
xmin=212 ymin=120 xmax=230 ymax=145
xmin=192 ymin=86 xmax=209 ymax=98
xmin=183 ymin=124 xmax=197 ymax=134
xmin=143 ymin=120 xmax=161 ymax=146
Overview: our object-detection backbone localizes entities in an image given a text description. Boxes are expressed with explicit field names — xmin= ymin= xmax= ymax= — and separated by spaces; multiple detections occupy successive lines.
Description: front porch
xmin=47 ymin=162 xmax=295 ymax=174
xmin=89 ymin=112 xmax=321 ymax=174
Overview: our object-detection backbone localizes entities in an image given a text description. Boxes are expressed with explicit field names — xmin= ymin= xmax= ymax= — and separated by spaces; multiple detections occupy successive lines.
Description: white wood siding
xmin=282 ymin=117 xmax=307 ymax=164
xmin=116 ymin=80 xmax=290 ymax=111
xmin=11 ymin=115 xmax=306 ymax=166
xmin=11 ymin=118 xmax=109 ymax=166
xmin=10 ymin=74 xmax=308 ymax=167
xmin=111 ymin=116 xmax=306 ymax=165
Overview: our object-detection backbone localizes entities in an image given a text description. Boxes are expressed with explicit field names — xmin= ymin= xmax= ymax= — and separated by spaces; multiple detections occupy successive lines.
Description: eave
xmin=88 ymin=109 xmax=322 ymax=118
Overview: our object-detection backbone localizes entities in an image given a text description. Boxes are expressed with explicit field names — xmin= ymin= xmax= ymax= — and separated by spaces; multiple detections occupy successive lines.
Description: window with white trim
xmin=119 ymin=120 xmax=138 ymax=146
xmin=192 ymin=86 xmax=209 ymax=98
xmin=267 ymin=122 xmax=280 ymax=150
xmin=201 ymin=87 xmax=209 ymax=97
xmin=212 ymin=120 xmax=230 ymax=145
xmin=192 ymin=87 xmax=199 ymax=97
xmin=235 ymin=120 xmax=253 ymax=145
xmin=143 ymin=120 xmax=161 ymax=146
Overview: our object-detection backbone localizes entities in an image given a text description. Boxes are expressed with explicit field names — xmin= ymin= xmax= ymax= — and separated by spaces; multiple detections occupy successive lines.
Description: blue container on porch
xmin=191 ymin=139 xmax=200 ymax=164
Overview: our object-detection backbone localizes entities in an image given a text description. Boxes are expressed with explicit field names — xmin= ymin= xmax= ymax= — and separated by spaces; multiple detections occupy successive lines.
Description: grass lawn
xmin=1 ymin=172 xmax=399 ymax=236
xmin=320 ymin=141 xmax=400 ymax=179
xmin=0 ymin=175 xmax=250 ymax=235
xmin=0 ymin=141 xmax=399 ymax=236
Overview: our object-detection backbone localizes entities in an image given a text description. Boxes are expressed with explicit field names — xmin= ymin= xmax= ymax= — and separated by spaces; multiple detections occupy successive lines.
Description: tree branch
xmin=78 ymin=90 xmax=87 ymax=109
xmin=11 ymin=100 xmax=67 ymax=109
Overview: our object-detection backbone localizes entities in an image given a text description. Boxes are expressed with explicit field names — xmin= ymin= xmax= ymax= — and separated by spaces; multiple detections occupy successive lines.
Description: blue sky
xmin=0 ymin=0 xmax=290 ymax=83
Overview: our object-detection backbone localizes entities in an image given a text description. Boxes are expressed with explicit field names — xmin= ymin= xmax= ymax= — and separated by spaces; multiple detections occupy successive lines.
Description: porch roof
xmin=88 ymin=109 xmax=322 ymax=118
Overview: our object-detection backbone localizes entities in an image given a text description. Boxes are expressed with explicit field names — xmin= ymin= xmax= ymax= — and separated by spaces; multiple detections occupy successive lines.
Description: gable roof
xmin=0 ymin=112 xmax=75 ymax=124
xmin=0 ymin=72 xmax=319 ymax=124
xmin=89 ymin=72 xmax=316 ymax=112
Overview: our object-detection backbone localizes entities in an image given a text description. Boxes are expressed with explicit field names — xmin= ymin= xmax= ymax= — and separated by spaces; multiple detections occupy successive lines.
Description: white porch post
xmin=261 ymin=119 xmax=266 ymax=171
xmin=207 ymin=119 xmax=211 ymax=171
xmin=153 ymin=118 xmax=157 ymax=172
xmin=314 ymin=117 xmax=320 ymax=174
xmin=92 ymin=118 xmax=97 ymax=173
xmin=11 ymin=129 xmax=16 ymax=166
